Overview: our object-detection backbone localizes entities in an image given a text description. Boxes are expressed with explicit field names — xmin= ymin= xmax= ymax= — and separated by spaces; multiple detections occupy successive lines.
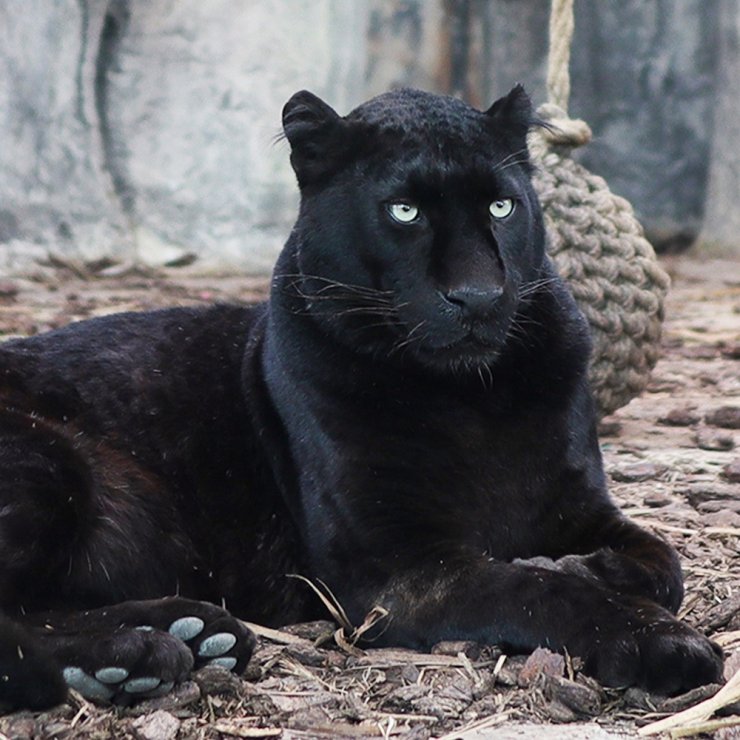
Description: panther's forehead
xmin=346 ymin=90 xmax=524 ymax=190
xmin=346 ymin=89 xmax=491 ymax=144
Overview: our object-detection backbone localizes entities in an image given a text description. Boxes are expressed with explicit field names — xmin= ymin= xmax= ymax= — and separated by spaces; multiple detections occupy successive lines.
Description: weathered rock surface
xmin=0 ymin=1 xmax=732 ymax=277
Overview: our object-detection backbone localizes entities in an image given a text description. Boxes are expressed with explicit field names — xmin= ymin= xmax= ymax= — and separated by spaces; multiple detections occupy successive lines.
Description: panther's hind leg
xmin=0 ymin=411 xmax=90 ymax=710
xmin=0 ymin=408 xmax=255 ymax=705
xmin=0 ymin=401 xmax=197 ymax=609
xmin=0 ymin=409 xmax=93 ymax=610
xmin=0 ymin=615 xmax=67 ymax=711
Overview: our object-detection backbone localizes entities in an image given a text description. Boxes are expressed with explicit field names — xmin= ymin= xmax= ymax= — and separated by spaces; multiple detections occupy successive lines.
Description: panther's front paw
xmin=584 ymin=619 xmax=724 ymax=695
xmin=53 ymin=597 xmax=255 ymax=703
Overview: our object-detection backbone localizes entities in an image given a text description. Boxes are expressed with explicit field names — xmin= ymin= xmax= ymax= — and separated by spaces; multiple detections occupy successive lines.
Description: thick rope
xmin=539 ymin=0 xmax=591 ymax=149
xmin=529 ymin=0 xmax=671 ymax=416
xmin=531 ymin=147 xmax=670 ymax=416
xmin=546 ymin=0 xmax=574 ymax=111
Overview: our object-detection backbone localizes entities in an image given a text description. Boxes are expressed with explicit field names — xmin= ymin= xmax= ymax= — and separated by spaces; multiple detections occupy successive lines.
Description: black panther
xmin=0 ymin=86 xmax=723 ymax=710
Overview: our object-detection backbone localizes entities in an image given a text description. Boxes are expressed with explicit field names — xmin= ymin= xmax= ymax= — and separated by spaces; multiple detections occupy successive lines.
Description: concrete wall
xmin=0 ymin=0 xmax=734 ymax=277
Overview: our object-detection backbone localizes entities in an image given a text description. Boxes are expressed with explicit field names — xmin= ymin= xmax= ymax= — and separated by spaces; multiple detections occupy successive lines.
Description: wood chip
xmin=518 ymin=647 xmax=565 ymax=687
xmin=211 ymin=722 xmax=282 ymax=738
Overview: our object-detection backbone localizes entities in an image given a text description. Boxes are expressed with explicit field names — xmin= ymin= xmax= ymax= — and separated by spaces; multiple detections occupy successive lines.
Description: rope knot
xmin=535 ymin=103 xmax=592 ymax=149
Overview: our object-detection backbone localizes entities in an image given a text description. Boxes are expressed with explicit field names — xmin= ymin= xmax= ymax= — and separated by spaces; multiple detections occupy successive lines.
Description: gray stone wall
xmin=0 ymin=1 xmax=132 ymax=273
xmin=699 ymin=0 xmax=740 ymax=252
xmin=569 ymin=0 xmax=721 ymax=252
xmin=0 ymin=0 xmax=735 ymax=277
xmin=0 ymin=0 xmax=370 ymax=275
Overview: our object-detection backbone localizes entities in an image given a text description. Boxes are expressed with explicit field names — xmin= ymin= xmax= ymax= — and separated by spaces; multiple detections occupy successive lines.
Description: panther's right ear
xmin=282 ymin=91 xmax=348 ymax=188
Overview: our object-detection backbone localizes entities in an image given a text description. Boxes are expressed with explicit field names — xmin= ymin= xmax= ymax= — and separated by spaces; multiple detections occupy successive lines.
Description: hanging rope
xmin=529 ymin=0 xmax=671 ymax=417
xmin=546 ymin=0 xmax=574 ymax=110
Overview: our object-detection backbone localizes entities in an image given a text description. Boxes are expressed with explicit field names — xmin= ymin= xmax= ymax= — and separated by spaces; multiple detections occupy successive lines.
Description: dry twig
xmin=638 ymin=669 xmax=740 ymax=736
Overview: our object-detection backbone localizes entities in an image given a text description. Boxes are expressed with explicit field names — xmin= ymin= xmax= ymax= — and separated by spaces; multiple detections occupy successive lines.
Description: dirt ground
xmin=0 ymin=253 xmax=737 ymax=739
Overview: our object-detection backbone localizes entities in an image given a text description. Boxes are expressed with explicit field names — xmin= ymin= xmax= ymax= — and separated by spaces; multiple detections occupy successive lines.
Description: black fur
xmin=0 ymin=87 xmax=722 ymax=710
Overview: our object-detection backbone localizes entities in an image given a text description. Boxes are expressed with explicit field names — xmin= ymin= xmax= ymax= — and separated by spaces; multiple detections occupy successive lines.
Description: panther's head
xmin=280 ymin=86 xmax=548 ymax=373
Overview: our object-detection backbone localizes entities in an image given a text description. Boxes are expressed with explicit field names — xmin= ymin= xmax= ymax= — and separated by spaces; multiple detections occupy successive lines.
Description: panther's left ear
xmin=282 ymin=90 xmax=349 ymax=188
xmin=485 ymin=84 xmax=534 ymax=142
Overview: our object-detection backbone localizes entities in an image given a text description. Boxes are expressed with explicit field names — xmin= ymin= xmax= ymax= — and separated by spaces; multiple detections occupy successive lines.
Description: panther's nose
xmin=443 ymin=286 xmax=503 ymax=319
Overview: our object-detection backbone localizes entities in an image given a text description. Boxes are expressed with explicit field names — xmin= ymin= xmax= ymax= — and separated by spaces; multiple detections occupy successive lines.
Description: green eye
xmin=489 ymin=199 xmax=514 ymax=219
xmin=388 ymin=202 xmax=420 ymax=224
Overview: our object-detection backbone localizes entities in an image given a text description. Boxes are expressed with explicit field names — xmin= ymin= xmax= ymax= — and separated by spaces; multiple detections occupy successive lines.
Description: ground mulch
xmin=0 ymin=254 xmax=737 ymax=739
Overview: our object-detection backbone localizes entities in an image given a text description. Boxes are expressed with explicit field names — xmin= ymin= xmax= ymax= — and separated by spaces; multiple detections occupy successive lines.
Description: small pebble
xmin=681 ymin=345 xmax=718 ymax=359
xmin=597 ymin=418 xmax=622 ymax=436
xmin=401 ymin=663 xmax=421 ymax=683
xmin=644 ymin=493 xmax=672 ymax=508
xmin=622 ymin=687 xmax=654 ymax=711
xmin=702 ymin=510 xmax=740 ymax=528
xmin=722 ymin=460 xmax=740 ymax=483
xmin=0 ymin=281 xmax=19 ymax=298
xmin=720 ymin=341 xmax=740 ymax=359
xmin=192 ymin=664 xmax=242 ymax=697
xmin=131 ymin=710 xmax=180 ymax=740
xmin=705 ymin=406 xmax=740 ymax=429
xmin=694 ymin=429 xmax=735 ymax=451
xmin=611 ymin=462 xmax=665 ymax=482
xmin=698 ymin=499 xmax=740 ymax=514
xmin=682 ymin=483 xmax=739 ymax=505
xmin=658 ymin=407 xmax=701 ymax=426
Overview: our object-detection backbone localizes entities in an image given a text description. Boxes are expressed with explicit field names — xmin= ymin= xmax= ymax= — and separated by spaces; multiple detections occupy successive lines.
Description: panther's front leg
xmin=342 ymin=556 xmax=723 ymax=696
xmin=547 ymin=512 xmax=687 ymax=613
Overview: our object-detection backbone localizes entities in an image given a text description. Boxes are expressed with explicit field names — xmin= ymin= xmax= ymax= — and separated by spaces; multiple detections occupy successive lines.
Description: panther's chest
xmin=291 ymin=388 xmax=569 ymax=562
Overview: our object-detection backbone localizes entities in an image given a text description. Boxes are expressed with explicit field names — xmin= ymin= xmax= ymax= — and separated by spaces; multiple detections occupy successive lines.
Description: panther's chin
xmin=405 ymin=332 xmax=506 ymax=376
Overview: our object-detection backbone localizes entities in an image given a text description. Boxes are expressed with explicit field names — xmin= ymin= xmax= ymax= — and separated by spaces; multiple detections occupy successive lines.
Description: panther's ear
xmin=485 ymin=84 xmax=534 ymax=142
xmin=282 ymin=90 xmax=348 ymax=188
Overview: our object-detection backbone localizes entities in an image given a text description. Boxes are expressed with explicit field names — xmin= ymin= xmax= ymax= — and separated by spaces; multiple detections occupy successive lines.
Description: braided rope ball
xmin=529 ymin=104 xmax=671 ymax=417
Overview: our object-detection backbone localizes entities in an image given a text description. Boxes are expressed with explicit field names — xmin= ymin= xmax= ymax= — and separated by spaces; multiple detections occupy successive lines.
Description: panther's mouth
xmin=401 ymin=323 xmax=509 ymax=373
